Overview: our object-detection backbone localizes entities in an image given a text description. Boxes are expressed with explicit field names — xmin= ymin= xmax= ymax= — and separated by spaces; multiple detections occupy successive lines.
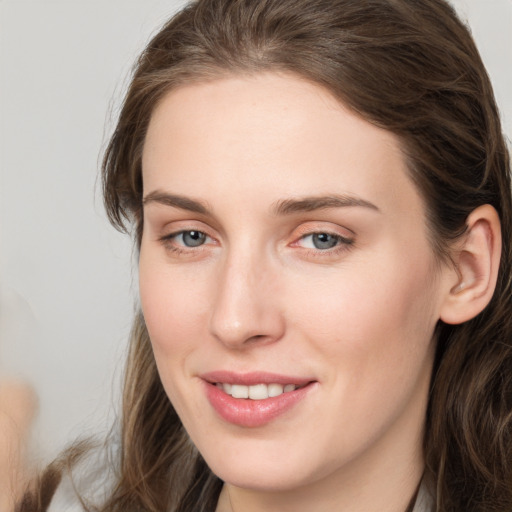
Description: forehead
xmin=142 ymin=72 xmax=425 ymax=220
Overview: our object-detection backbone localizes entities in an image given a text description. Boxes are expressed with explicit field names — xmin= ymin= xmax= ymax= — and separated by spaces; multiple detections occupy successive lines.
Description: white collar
xmin=411 ymin=480 xmax=435 ymax=512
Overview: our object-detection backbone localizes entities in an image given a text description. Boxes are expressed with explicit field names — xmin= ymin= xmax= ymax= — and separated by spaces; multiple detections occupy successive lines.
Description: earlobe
xmin=440 ymin=204 xmax=502 ymax=325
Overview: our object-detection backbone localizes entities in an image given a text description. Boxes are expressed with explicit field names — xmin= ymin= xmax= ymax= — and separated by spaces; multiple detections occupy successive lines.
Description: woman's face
xmin=140 ymin=73 xmax=453 ymax=493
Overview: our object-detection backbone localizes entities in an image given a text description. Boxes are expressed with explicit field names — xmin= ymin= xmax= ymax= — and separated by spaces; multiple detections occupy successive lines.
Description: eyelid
xmin=156 ymin=217 xmax=216 ymax=240
xmin=292 ymin=233 xmax=354 ymax=255
xmin=288 ymin=223 xmax=355 ymax=257
xmin=162 ymin=229 xmax=212 ymax=246
xmin=290 ymin=222 xmax=354 ymax=242
xmin=295 ymin=217 xmax=353 ymax=232
xmin=161 ymin=227 xmax=215 ymax=241
xmin=157 ymin=222 xmax=219 ymax=255
xmin=295 ymin=232 xmax=353 ymax=247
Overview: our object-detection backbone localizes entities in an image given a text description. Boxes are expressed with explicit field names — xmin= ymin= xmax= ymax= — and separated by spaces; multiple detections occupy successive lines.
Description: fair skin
xmin=139 ymin=72 xmax=500 ymax=512
xmin=0 ymin=380 xmax=36 ymax=512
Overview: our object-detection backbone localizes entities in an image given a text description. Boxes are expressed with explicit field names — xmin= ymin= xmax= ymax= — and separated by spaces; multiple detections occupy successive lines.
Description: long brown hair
xmin=18 ymin=1 xmax=512 ymax=511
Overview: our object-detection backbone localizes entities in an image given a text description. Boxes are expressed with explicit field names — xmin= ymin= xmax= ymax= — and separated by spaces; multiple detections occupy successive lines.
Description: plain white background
xmin=0 ymin=0 xmax=511 ymax=459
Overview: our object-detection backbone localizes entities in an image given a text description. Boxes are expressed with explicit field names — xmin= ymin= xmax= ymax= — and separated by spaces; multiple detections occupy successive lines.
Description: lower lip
xmin=204 ymin=382 xmax=315 ymax=427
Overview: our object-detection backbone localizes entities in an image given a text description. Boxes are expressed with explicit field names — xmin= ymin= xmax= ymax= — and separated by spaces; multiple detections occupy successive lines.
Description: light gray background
xmin=0 ymin=0 xmax=511 ymax=459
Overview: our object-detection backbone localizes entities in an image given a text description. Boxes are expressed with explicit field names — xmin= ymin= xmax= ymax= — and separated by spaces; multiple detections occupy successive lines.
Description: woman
xmin=18 ymin=0 xmax=512 ymax=511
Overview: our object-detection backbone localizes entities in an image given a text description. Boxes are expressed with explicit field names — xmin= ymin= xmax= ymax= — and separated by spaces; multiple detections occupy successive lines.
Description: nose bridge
xmin=209 ymin=239 xmax=283 ymax=348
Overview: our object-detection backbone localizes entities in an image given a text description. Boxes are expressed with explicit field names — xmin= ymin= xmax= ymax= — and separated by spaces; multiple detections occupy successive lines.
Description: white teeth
xmin=268 ymin=383 xmax=284 ymax=397
xmin=231 ymin=384 xmax=249 ymax=399
xmin=248 ymin=384 xmax=268 ymax=400
xmin=217 ymin=383 xmax=298 ymax=399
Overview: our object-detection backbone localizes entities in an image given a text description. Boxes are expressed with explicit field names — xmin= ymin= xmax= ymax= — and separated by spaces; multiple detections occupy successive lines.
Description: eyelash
xmin=293 ymin=232 xmax=354 ymax=255
xmin=159 ymin=229 xmax=354 ymax=257
xmin=159 ymin=230 xmax=215 ymax=255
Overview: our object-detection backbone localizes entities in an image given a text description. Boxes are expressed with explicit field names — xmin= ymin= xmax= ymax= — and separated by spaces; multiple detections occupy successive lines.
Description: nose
xmin=208 ymin=249 xmax=285 ymax=349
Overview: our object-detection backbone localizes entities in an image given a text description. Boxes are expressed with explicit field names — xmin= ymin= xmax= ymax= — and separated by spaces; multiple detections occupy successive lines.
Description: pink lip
xmin=200 ymin=371 xmax=317 ymax=428
xmin=201 ymin=370 xmax=313 ymax=386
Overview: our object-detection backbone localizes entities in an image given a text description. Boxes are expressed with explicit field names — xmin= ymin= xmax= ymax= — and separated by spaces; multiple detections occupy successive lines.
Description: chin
xmin=201 ymin=442 xmax=328 ymax=492
xmin=213 ymin=465 xmax=308 ymax=492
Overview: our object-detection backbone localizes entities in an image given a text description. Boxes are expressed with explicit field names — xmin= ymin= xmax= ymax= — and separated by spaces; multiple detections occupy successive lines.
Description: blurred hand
xmin=0 ymin=380 xmax=37 ymax=512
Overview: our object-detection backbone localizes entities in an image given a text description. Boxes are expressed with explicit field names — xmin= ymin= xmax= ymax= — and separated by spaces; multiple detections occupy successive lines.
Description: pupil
xmin=313 ymin=233 xmax=338 ymax=250
xmin=183 ymin=231 xmax=206 ymax=247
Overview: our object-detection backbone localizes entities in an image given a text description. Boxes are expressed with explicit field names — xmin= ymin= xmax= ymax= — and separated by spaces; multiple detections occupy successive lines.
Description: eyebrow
xmin=143 ymin=191 xmax=210 ymax=215
xmin=272 ymin=195 xmax=380 ymax=215
xmin=142 ymin=191 xmax=380 ymax=216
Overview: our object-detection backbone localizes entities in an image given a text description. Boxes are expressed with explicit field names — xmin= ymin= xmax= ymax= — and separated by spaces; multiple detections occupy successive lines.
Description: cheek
xmin=288 ymin=246 xmax=440 ymax=386
xmin=138 ymin=254 xmax=213 ymax=418
xmin=284 ymin=255 xmax=439 ymax=465
xmin=138 ymin=252 xmax=210 ymax=362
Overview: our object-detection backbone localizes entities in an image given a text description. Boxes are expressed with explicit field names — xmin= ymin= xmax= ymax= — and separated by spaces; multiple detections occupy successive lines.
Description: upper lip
xmin=200 ymin=370 xmax=315 ymax=386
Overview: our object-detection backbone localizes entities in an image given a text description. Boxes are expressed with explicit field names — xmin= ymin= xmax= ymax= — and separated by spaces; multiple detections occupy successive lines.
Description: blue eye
xmin=299 ymin=232 xmax=352 ymax=250
xmin=311 ymin=233 xmax=339 ymax=250
xmin=177 ymin=230 xmax=207 ymax=247
xmin=159 ymin=229 xmax=215 ymax=255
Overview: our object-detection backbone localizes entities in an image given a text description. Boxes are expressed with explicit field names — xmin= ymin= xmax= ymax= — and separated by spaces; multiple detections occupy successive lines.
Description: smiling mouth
xmin=214 ymin=382 xmax=307 ymax=400
xmin=203 ymin=375 xmax=317 ymax=427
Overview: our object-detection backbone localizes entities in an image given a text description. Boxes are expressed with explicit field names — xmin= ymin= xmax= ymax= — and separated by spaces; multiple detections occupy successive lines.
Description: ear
xmin=440 ymin=204 xmax=502 ymax=325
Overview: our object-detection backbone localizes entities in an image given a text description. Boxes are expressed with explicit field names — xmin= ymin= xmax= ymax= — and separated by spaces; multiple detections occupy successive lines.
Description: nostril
xmin=246 ymin=334 xmax=274 ymax=345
